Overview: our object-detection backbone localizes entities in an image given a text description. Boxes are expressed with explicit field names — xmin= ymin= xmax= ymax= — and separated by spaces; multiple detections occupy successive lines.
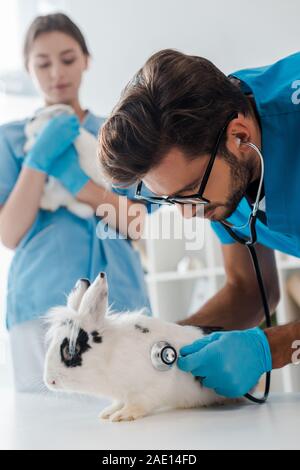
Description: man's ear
xmin=226 ymin=114 xmax=252 ymax=155
xmin=67 ymin=279 xmax=91 ymax=311
xmin=78 ymin=272 xmax=108 ymax=322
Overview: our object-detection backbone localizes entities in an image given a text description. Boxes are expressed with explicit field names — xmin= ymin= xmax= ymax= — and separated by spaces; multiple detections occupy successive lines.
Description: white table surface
xmin=0 ymin=390 xmax=299 ymax=450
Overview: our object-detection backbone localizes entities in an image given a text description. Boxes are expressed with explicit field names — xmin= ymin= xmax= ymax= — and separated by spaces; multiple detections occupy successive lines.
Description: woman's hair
xmin=99 ymin=49 xmax=252 ymax=186
xmin=24 ymin=13 xmax=90 ymax=69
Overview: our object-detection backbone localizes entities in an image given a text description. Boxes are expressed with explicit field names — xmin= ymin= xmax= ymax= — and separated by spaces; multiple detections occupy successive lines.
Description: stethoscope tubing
xmin=220 ymin=217 xmax=271 ymax=404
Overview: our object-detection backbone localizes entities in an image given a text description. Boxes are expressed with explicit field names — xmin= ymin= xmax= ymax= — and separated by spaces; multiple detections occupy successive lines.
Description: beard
xmin=203 ymin=148 xmax=253 ymax=221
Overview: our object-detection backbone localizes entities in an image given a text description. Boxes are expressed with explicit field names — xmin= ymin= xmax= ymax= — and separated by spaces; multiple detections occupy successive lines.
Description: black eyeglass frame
xmin=135 ymin=112 xmax=238 ymax=206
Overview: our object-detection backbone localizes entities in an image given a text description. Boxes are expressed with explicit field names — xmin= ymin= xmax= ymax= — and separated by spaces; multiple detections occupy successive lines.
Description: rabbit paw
xmin=99 ymin=401 xmax=124 ymax=420
xmin=109 ymin=404 xmax=148 ymax=422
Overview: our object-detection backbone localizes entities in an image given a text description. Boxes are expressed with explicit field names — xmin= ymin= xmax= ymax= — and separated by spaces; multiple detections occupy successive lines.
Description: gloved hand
xmin=48 ymin=144 xmax=89 ymax=196
xmin=24 ymin=114 xmax=80 ymax=174
xmin=177 ymin=327 xmax=272 ymax=398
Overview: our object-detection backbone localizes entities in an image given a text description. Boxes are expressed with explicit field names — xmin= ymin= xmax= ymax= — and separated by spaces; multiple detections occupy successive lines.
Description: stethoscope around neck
xmin=150 ymin=142 xmax=271 ymax=404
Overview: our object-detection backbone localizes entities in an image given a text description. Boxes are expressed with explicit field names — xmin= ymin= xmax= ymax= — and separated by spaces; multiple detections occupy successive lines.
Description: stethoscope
xmin=150 ymin=141 xmax=271 ymax=404
xmin=150 ymin=341 xmax=178 ymax=371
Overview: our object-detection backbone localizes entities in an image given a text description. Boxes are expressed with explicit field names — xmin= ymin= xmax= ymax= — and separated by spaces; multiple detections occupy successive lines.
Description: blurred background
xmin=2 ymin=0 xmax=300 ymax=120
xmin=1 ymin=0 xmax=300 ymax=391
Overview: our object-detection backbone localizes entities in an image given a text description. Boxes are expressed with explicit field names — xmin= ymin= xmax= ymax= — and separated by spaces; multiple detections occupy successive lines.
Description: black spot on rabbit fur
xmin=91 ymin=331 xmax=102 ymax=344
xmin=60 ymin=328 xmax=91 ymax=368
xmin=79 ymin=278 xmax=91 ymax=288
xmin=135 ymin=324 xmax=150 ymax=334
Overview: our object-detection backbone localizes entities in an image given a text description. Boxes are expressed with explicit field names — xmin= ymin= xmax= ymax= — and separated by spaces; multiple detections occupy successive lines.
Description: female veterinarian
xmin=99 ymin=49 xmax=300 ymax=399
xmin=0 ymin=14 xmax=152 ymax=392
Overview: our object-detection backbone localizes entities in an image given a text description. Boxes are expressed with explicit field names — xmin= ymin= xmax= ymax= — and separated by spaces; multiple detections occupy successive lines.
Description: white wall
xmin=57 ymin=0 xmax=300 ymax=116
xmin=11 ymin=0 xmax=300 ymax=116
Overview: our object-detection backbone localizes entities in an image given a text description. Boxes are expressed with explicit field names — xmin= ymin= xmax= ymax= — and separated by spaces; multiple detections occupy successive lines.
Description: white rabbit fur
xmin=44 ymin=273 xmax=234 ymax=422
xmin=24 ymin=104 xmax=109 ymax=219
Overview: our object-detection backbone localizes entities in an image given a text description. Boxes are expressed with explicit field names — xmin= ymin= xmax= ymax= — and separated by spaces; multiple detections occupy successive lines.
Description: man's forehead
xmin=143 ymin=148 xmax=204 ymax=196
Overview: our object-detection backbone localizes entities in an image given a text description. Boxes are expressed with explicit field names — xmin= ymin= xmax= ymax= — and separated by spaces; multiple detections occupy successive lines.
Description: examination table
xmin=0 ymin=390 xmax=299 ymax=450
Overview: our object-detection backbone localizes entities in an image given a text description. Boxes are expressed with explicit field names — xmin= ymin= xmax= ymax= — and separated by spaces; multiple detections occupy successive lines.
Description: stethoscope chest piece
xmin=150 ymin=341 xmax=178 ymax=371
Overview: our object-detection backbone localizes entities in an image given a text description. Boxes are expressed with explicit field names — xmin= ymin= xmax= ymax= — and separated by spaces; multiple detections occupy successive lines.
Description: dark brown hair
xmin=99 ymin=49 xmax=252 ymax=186
xmin=24 ymin=13 xmax=90 ymax=69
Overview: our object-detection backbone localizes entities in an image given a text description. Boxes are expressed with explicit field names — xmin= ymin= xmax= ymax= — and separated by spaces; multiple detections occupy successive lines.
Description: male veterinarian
xmin=99 ymin=49 xmax=300 ymax=398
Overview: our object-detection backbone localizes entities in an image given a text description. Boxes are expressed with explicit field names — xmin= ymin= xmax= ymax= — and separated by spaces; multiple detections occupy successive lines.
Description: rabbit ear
xmin=78 ymin=273 xmax=108 ymax=322
xmin=67 ymin=279 xmax=91 ymax=311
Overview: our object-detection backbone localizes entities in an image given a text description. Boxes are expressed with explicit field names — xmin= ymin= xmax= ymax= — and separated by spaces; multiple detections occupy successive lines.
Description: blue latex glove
xmin=48 ymin=144 xmax=89 ymax=196
xmin=177 ymin=327 xmax=272 ymax=398
xmin=24 ymin=114 xmax=80 ymax=174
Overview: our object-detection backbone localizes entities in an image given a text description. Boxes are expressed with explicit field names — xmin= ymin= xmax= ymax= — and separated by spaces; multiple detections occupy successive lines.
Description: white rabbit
xmin=24 ymin=104 xmax=110 ymax=219
xmin=44 ymin=273 xmax=239 ymax=422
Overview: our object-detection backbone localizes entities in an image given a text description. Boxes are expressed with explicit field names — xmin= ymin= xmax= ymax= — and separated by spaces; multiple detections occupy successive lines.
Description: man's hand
xmin=177 ymin=327 xmax=272 ymax=398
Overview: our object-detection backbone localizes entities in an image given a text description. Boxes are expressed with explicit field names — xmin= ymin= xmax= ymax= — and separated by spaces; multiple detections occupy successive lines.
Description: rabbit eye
xmin=60 ymin=338 xmax=80 ymax=367
xmin=60 ymin=329 xmax=91 ymax=368
xmin=62 ymin=345 xmax=73 ymax=361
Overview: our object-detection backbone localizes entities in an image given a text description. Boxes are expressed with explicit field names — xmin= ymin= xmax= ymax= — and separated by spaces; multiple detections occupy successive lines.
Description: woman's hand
xmin=24 ymin=114 xmax=80 ymax=174
xmin=48 ymin=145 xmax=89 ymax=196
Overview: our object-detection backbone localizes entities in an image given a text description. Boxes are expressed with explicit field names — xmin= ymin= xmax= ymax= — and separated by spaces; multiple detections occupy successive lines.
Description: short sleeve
xmin=112 ymin=184 xmax=160 ymax=214
xmin=210 ymin=221 xmax=235 ymax=245
xmin=0 ymin=128 xmax=21 ymax=204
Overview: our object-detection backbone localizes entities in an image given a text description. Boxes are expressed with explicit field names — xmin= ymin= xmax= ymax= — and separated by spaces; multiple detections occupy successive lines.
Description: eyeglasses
xmin=135 ymin=112 xmax=238 ymax=206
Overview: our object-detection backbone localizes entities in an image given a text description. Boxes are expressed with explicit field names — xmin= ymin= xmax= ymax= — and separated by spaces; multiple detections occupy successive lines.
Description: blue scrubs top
xmin=211 ymin=52 xmax=300 ymax=257
xmin=0 ymin=111 xmax=152 ymax=329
